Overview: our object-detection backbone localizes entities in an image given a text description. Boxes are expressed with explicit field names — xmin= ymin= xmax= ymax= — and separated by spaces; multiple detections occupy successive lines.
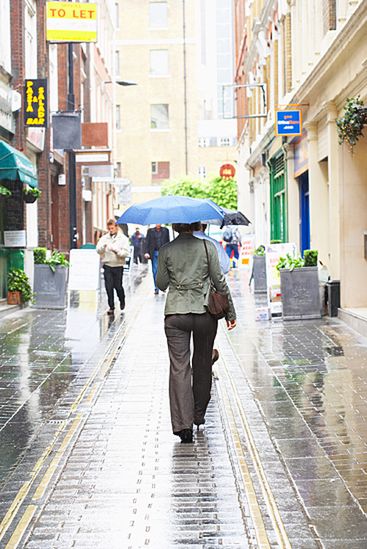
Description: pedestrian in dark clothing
xmin=144 ymin=224 xmax=170 ymax=294
xmin=96 ymin=219 xmax=130 ymax=315
xmin=157 ymin=223 xmax=236 ymax=444
xmin=131 ymin=227 xmax=144 ymax=264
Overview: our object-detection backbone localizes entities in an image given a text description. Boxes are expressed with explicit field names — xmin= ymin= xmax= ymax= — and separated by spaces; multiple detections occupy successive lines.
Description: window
xmin=115 ymin=2 xmax=120 ymax=28
xmin=198 ymin=166 xmax=207 ymax=179
xmin=25 ymin=0 xmax=37 ymax=78
xmin=0 ymin=0 xmax=11 ymax=73
xmin=152 ymin=161 xmax=170 ymax=182
xmin=151 ymin=104 xmax=169 ymax=129
xmin=219 ymin=137 xmax=231 ymax=147
xmin=149 ymin=2 xmax=168 ymax=29
xmin=150 ymin=50 xmax=169 ymax=76
xmin=115 ymin=50 xmax=120 ymax=76
xmin=116 ymin=105 xmax=121 ymax=129
xmin=115 ymin=162 xmax=122 ymax=177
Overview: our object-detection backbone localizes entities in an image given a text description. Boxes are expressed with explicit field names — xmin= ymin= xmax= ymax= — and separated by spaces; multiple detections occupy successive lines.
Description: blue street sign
xmin=276 ymin=110 xmax=302 ymax=136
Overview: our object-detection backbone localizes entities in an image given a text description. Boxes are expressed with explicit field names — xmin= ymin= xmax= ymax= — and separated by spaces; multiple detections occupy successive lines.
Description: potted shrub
xmin=7 ymin=269 xmax=33 ymax=305
xmin=33 ymin=248 xmax=69 ymax=309
xmin=251 ymin=245 xmax=267 ymax=293
xmin=23 ymin=186 xmax=41 ymax=204
xmin=277 ymin=250 xmax=321 ymax=320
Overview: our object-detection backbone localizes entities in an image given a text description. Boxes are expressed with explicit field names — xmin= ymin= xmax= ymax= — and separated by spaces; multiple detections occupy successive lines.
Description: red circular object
xmin=219 ymin=163 xmax=236 ymax=179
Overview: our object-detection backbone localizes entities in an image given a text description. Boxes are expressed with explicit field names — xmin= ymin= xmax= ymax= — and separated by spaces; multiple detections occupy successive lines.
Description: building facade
xmin=234 ymin=0 xmax=367 ymax=310
xmin=115 ymin=0 xmax=238 ymax=208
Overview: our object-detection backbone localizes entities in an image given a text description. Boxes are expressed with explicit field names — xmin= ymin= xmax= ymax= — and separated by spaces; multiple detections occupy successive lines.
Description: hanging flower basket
xmin=23 ymin=186 xmax=41 ymax=203
xmin=336 ymin=96 xmax=367 ymax=152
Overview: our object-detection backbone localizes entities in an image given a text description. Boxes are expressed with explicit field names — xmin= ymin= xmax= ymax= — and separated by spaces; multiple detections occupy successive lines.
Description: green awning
xmin=0 ymin=141 xmax=38 ymax=188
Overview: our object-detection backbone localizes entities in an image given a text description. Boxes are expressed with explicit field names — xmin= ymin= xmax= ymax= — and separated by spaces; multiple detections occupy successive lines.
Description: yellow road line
xmin=220 ymin=352 xmax=292 ymax=549
xmin=0 ymin=292 xmax=144 ymax=542
xmin=0 ymin=423 xmax=65 ymax=540
xmin=5 ymin=505 xmax=36 ymax=549
xmin=216 ymin=369 xmax=271 ymax=548
xmin=33 ymin=415 xmax=82 ymax=501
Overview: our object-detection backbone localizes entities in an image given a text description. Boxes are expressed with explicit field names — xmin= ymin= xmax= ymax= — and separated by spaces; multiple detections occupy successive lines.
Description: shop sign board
xmin=219 ymin=163 xmax=236 ymax=179
xmin=275 ymin=110 xmax=302 ymax=136
xmin=24 ymin=79 xmax=47 ymax=128
xmin=4 ymin=230 xmax=26 ymax=248
xmin=265 ymin=242 xmax=297 ymax=315
xmin=240 ymin=234 xmax=255 ymax=266
xmin=68 ymin=249 xmax=100 ymax=291
xmin=46 ymin=2 xmax=97 ymax=43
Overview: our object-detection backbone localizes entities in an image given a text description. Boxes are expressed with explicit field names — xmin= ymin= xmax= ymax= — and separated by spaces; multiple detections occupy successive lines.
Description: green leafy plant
xmin=254 ymin=245 xmax=265 ymax=256
xmin=276 ymin=254 xmax=304 ymax=272
xmin=303 ymin=249 xmax=318 ymax=267
xmin=7 ymin=269 xmax=34 ymax=303
xmin=23 ymin=186 xmax=42 ymax=198
xmin=0 ymin=185 xmax=11 ymax=197
xmin=44 ymin=251 xmax=69 ymax=272
xmin=161 ymin=176 xmax=237 ymax=210
xmin=33 ymin=247 xmax=47 ymax=264
xmin=336 ymin=96 xmax=367 ymax=151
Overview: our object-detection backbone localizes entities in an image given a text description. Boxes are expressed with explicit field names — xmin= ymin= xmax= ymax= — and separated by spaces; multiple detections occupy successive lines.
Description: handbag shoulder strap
xmin=203 ymin=239 xmax=212 ymax=282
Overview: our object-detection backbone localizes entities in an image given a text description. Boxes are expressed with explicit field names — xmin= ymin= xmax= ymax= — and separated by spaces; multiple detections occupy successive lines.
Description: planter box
xmin=7 ymin=290 xmax=22 ymax=305
xmin=280 ymin=266 xmax=321 ymax=320
xmin=253 ymin=255 xmax=267 ymax=293
xmin=33 ymin=265 xmax=69 ymax=309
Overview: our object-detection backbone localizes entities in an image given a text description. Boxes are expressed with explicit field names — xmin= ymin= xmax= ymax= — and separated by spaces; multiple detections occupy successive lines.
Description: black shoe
xmin=174 ymin=429 xmax=193 ymax=443
xmin=154 ymin=289 xmax=159 ymax=295
xmin=212 ymin=349 xmax=219 ymax=365
xmin=194 ymin=418 xmax=205 ymax=430
xmin=107 ymin=309 xmax=115 ymax=315
xmin=120 ymin=301 xmax=125 ymax=311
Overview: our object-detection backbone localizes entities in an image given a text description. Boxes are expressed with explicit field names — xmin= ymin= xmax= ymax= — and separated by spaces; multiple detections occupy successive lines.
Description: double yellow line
xmin=0 ymin=297 xmax=143 ymax=548
xmin=216 ymin=351 xmax=291 ymax=549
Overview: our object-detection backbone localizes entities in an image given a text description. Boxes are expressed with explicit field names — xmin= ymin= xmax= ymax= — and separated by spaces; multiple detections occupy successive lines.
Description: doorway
xmin=299 ymin=171 xmax=310 ymax=254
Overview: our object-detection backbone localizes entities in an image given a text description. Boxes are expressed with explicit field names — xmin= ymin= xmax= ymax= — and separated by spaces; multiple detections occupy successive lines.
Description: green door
xmin=270 ymin=154 xmax=288 ymax=242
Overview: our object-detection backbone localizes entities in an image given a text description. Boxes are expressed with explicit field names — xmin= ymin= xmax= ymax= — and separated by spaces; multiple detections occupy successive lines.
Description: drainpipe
xmin=182 ymin=0 xmax=188 ymax=175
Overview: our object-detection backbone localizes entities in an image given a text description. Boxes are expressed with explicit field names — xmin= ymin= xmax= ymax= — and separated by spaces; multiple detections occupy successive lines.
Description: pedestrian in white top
xmin=96 ymin=219 xmax=130 ymax=315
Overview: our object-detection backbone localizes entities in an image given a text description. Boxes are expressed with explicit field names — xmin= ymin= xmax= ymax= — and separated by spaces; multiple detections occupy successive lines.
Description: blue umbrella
xmin=117 ymin=195 xmax=223 ymax=225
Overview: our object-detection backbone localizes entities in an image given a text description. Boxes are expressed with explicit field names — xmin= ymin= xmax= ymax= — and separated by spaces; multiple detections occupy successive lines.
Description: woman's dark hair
xmin=172 ymin=223 xmax=192 ymax=233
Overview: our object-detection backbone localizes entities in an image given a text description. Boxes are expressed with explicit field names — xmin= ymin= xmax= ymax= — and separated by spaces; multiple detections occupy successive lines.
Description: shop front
xmin=0 ymin=141 xmax=38 ymax=299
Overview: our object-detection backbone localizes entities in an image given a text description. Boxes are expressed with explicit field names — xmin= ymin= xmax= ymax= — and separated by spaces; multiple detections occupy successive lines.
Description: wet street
xmin=0 ymin=267 xmax=367 ymax=548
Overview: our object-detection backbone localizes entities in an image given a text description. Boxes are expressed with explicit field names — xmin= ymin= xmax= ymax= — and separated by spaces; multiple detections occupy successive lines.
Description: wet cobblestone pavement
xmin=0 ymin=268 xmax=367 ymax=547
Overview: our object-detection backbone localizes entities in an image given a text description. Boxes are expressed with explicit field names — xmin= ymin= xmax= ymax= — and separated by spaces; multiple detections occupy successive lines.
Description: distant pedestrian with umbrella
xmin=157 ymin=223 xmax=236 ymax=444
xmin=144 ymin=224 xmax=170 ymax=294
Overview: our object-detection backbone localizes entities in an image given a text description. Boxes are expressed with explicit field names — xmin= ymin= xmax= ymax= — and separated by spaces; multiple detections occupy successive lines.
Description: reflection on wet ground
xmin=226 ymin=268 xmax=367 ymax=543
xmin=1 ymin=265 xmax=367 ymax=547
xmin=0 ymin=268 xmax=147 ymax=488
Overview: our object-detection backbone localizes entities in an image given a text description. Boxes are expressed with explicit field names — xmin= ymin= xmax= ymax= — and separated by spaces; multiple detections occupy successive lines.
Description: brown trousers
xmin=164 ymin=313 xmax=218 ymax=433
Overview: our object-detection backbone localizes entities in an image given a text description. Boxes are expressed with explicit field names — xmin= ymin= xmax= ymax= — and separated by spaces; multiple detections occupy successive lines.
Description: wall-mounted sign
xmin=219 ymin=163 xmax=236 ymax=179
xmin=275 ymin=110 xmax=302 ymax=136
xmin=0 ymin=80 xmax=15 ymax=133
xmin=4 ymin=230 xmax=26 ymax=248
xmin=24 ymin=79 xmax=47 ymax=127
xmin=46 ymin=2 xmax=97 ymax=43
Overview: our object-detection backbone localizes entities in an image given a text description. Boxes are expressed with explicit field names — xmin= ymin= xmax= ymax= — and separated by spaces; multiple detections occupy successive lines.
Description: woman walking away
xmin=157 ymin=223 xmax=236 ymax=444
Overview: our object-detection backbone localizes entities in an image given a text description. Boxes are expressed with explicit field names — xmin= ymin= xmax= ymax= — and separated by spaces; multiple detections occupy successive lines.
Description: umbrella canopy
xmin=117 ymin=195 xmax=223 ymax=225
xmin=204 ymin=201 xmax=251 ymax=227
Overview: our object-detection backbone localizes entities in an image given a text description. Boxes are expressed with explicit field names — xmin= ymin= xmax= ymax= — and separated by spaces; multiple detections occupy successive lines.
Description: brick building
xmin=0 ymin=0 xmax=116 ymax=299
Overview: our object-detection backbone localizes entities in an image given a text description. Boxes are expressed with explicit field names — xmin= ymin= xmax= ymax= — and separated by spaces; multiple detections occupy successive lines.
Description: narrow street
xmin=0 ymin=268 xmax=366 ymax=548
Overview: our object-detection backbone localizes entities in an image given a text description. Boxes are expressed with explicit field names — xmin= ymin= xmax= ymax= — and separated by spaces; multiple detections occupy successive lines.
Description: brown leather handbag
xmin=203 ymin=240 xmax=230 ymax=320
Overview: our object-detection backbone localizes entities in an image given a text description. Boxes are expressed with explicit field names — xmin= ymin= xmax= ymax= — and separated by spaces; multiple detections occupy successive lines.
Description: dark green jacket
xmin=157 ymin=233 xmax=236 ymax=321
